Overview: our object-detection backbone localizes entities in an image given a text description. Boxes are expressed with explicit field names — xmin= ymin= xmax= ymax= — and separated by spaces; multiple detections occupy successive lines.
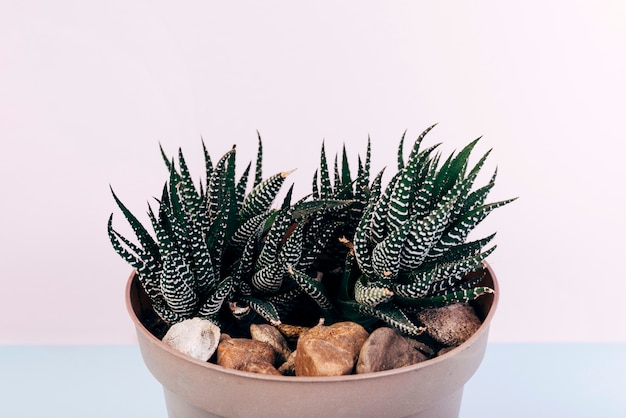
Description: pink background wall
xmin=1 ymin=1 xmax=625 ymax=344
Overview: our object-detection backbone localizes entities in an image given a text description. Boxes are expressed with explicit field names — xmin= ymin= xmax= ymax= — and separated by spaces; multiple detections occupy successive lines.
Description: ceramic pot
xmin=126 ymin=263 xmax=499 ymax=418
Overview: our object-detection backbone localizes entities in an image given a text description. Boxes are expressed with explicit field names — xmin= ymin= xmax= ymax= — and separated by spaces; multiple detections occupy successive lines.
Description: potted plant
xmin=109 ymin=125 xmax=514 ymax=417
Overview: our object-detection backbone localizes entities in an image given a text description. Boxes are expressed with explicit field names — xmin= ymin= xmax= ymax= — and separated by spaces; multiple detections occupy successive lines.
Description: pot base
xmin=163 ymin=386 xmax=463 ymax=418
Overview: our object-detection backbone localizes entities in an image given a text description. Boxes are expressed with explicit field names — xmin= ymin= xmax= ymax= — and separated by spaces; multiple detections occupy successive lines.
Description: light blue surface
xmin=1 ymin=344 xmax=624 ymax=417
xmin=462 ymin=343 xmax=626 ymax=417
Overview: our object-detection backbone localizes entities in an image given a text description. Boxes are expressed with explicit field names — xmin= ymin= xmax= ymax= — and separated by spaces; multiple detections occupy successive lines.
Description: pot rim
xmin=125 ymin=262 xmax=499 ymax=383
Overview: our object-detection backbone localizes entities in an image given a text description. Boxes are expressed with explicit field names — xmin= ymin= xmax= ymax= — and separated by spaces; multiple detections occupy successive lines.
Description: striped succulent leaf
xmin=341 ymin=145 xmax=352 ymax=192
xmin=253 ymin=131 xmax=264 ymax=187
xmin=291 ymin=198 xmax=353 ymax=221
xmin=239 ymin=170 xmax=291 ymax=222
xmin=355 ymin=138 xmax=371 ymax=202
xmin=371 ymin=214 xmax=414 ymax=278
xmin=206 ymin=147 xmax=236 ymax=221
xmin=278 ymin=223 xmax=303 ymax=267
xmin=394 ymin=247 xmax=495 ymax=299
xmin=110 ymin=187 xmax=160 ymax=262
xmin=397 ymin=130 xmax=407 ymax=170
xmin=428 ymin=197 xmax=516 ymax=258
xmin=298 ymin=219 xmax=340 ymax=270
xmin=311 ymin=169 xmax=320 ymax=199
xmin=333 ymin=153 xmax=341 ymax=192
xmin=235 ymin=162 xmax=251 ymax=213
xmin=430 ymin=271 xmax=485 ymax=296
xmin=185 ymin=222 xmax=216 ymax=297
xmin=459 ymin=168 xmax=498 ymax=214
xmin=232 ymin=233 xmax=260 ymax=285
xmin=266 ymin=286 xmax=303 ymax=309
xmin=160 ymin=251 xmax=198 ymax=318
xmin=108 ymin=216 xmax=163 ymax=304
xmin=287 ymin=265 xmax=334 ymax=311
xmin=357 ymin=303 xmax=425 ymax=337
xmin=197 ymin=276 xmax=233 ymax=318
xmin=229 ymin=211 xmax=269 ymax=252
xmin=369 ymin=171 xmax=400 ymax=243
xmin=406 ymin=124 xmax=438 ymax=165
xmin=430 ymin=233 xmax=496 ymax=265
xmin=398 ymin=198 xmax=455 ymax=270
xmin=153 ymin=302 xmax=184 ymax=325
xmin=317 ymin=141 xmax=333 ymax=197
xmin=256 ymin=208 xmax=292 ymax=269
xmin=368 ymin=167 xmax=385 ymax=204
xmin=354 ymin=278 xmax=393 ymax=307
xmin=353 ymin=204 xmax=376 ymax=278
xmin=427 ymin=246 xmax=496 ymax=285
xmin=238 ymin=296 xmax=281 ymax=325
xmin=387 ymin=160 xmax=417 ymax=232
xmin=390 ymin=276 xmax=430 ymax=299
xmin=397 ymin=286 xmax=494 ymax=309
xmin=251 ymin=263 xmax=284 ymax=293
xmin=175 ymin=148 xmax=204 ymax=217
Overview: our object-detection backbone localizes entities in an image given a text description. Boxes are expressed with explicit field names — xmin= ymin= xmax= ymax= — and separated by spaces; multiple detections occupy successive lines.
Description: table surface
xmin=1 ymin=343 xmax=624 ymax=417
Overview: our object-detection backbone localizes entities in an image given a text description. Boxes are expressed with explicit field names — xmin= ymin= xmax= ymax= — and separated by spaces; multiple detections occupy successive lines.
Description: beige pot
xmin=126 ymin=263 xmax=499 ymax=418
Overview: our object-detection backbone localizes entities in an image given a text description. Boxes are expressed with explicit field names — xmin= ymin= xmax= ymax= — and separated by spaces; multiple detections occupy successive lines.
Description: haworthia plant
xmin=109 ymin=128 xmax=514 ymax=338
xmin=109 ymin=136 xmax=358 ymax=329
xmin=334 ymin=126 xmax=516 ymax=336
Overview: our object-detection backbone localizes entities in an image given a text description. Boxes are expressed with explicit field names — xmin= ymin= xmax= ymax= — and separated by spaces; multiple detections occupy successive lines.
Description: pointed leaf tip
xmin=281 ymin=168 xmax=297 ymax=178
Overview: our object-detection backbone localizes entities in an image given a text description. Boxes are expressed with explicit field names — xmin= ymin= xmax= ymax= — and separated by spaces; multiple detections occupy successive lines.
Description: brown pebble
xmin=241 ymin=361 xmax=281 ymax=375
xmin=250 ymin=324 xmax=292 ymax=362
xmin=417 ymin=303 xmax=482 ymax=346
xmin=295 ymin=321 xmax=369 ymax=377
xmin=356 ymin=327 xmax=427 ymax=374
xmin=216 ymin=338 xmax=277 ymax=370
xmin=277 ymin=350 xmax=297 ymax=376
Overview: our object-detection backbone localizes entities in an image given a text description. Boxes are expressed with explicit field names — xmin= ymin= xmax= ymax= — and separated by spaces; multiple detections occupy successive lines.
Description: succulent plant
xmin=333 ymin=125 xmax=516 ymax=336
xmin=109 ymin=127 xmax=513 ymax=338
xmin=108 ymin=135 xmax=351 ymax=331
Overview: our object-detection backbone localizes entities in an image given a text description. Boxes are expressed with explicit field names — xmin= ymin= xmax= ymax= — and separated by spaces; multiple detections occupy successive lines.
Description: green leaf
xmin=353 ymin=203 xmax=376 ymax=278
xmin=371 ymin=212 xmax=414 ymax=278
xmin=291 ymin=198 xmax=353 ymax=221
xmin=109 ymin=186 xmax=159 ymax=261
xmin=397 ymin=130 xmax=407 ymax=170
xmin=197 ymin=276 xmax=233 ymax=317
xmin=201 ymin=139 xmax=213 ymax=184
xmin=354 ymin=277 xmax=393 ymax=307
xmin=406 ymin=124 xmax=437 ymax=164
xmin=357 ymin=303 xmax=425 ymax=337
xmin=254 ymin=131 xmax=264 ymax=187
xmin=430 ymin=197 xmax=517 ymax=256
xmin=397 ymin=286 xmax=494 ymax=309
xmin=251 ymin=263 xmax=284 ymax=293
xmin=318 ymin=141 xmax=332 ymax=197
xmin=239 ymin=296 xmax=281 ymax=325
xmin=287 ymin=265 xmax=334 ymax=311
xmin=279 ymin=223 xmax=303 ymax=267
xmin=160 ymin=251 xmax=198 ymax=317
xmin=240 ymin=171 xmax=290 ymax=222
xmin=399 ymin=198 xmax=455 ymax=270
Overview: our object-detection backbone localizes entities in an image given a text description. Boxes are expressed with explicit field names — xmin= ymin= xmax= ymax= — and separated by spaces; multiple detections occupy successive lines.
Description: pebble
xmin=295 ymin=321 xmax=369 ymax=377
xmin=241 ymin=361 xmax=282 ymax=375
xmin=250 ymin=324 xmax=292 ymax=363
xmin=161 ymin=318 xmax=221 ymax=362
xmin=356 ymin=327 xmax=427 ymax=374
xmin=417 ymin=303 xmax=482 ymax=346
xmin=277 ymin=350 xmax=297 ymax=376
xmin=216 ymin=338 xmax=277 ymax=370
